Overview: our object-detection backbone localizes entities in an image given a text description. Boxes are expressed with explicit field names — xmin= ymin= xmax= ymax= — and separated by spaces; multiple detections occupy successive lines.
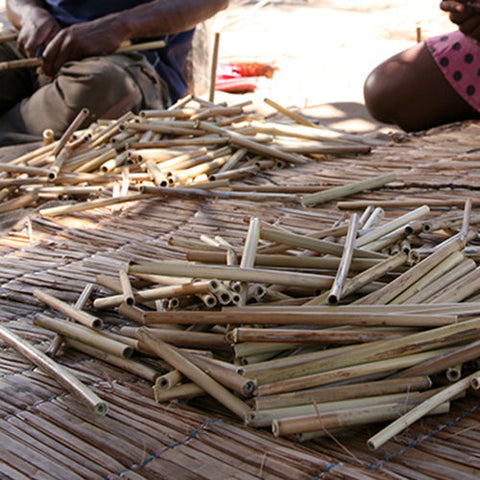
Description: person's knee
xmin=58 ymin=57 xmax=143 ymax=122
xmin=363 ymin=63 xmax=396 ymax=125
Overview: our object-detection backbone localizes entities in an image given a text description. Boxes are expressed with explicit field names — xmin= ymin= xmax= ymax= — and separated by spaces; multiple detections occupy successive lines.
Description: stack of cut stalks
xmin=0 ymin=96 xmax=376 ymax=218
xmin=32 ymin=197 xmax=480 ymax=451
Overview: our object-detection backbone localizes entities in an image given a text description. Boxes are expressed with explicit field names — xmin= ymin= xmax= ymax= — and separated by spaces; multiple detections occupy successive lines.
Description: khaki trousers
xmin=0 ymin=42 xmax=168 ymax=146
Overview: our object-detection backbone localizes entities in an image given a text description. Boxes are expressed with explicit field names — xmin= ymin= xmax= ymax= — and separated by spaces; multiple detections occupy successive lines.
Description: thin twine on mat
xmin=104 ymin=418 xmax=221 ymax=480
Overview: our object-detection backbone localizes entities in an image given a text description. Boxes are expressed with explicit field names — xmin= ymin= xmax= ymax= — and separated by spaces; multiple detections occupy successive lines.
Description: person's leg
xmin=363 ymin=42 xmax=478 ymax=132
xmin=0 ymin=53 xmax=168 ymax=146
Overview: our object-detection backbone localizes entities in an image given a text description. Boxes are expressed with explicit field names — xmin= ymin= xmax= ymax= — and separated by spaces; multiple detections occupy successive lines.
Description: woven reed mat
xmin=0 ymin=121 xmax=480 ymax=479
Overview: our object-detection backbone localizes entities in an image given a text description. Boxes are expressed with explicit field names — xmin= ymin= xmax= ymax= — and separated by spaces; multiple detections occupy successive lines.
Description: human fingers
xmin=440 ymin=1 xmax=467 ymax=13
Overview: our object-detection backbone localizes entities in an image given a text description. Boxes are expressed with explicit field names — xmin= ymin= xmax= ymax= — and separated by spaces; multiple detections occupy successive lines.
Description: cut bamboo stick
xmin=33 ymin=288 xmax=102 ymax=330
xmin=367 ymin=370 xmax=480 ymax=450
xmin=272 ymin=401 xmax=449 ymax=437
xmin=0 ymin=324 xmax=108 ymax=416
xmin=301 ymin=173 xmax=397 ymax=207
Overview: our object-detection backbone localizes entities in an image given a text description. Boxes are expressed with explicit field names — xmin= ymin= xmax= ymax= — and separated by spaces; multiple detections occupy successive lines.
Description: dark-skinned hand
xmin=16 ymin=8 xmax=61 ymax=58
xmin=41 ymin=16 xmax=127 ymax=77
xmin=440 ymin=0 xmax=480 ymax=40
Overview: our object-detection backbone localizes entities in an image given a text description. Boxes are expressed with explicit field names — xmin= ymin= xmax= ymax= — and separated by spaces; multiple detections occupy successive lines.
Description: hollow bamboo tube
xmin=94 ymin=279 xmax=213 ymax=309
xmin=217 ymin=147 xmax=248 ymax=173
xmin=184 ymin=353 xmax=257 ymax=397
xmin=446 ymin=364 xmax=462 ymax=382
xmin=153 ymin=382 xmax=204 ymax=402
xmin=360 ymin=225 xmax=408 ymax=253
xmin=119 ymin=326 xmax=228 ymax=350
xmin=461 ymin=198 xmax=473 ymax=242
xmin=229 ymin=327 xmax=406 ymax=344
xmin=262 ymin=311 xmax=480 ymax=382
xmin=116 ymin=269 xmax=135 ymax=306
xmin=233 ymin=341 xmax=304 ymax=359
xmin=34 ymin=313 xmax=133 ymax=358
xmin=155 ymin=369 xmax=184 ymax=390
xmin=65 ymin=338 xmax=159 ymax=382
xmin=129 ymin=261 xmax=334 ymax=290
xmin=356 ymin=236 xmax=465 ymax=305
xmin=39 ymin=193 xmax=151 ymax=217
xmin=306 ymin=251 xmax=408 ymax=306
xmin=263 ymin=97 xmax=318 ymax=127
xmin=256 ymin=348 xmax=454 ymax=395
xmin=407 ymin=258 xmax=477 ymax=304
xmin=328 ymin=213 xmax=359 ymax=304
xmin=0 ymin=325 xmax=108 ymax=416
xmin=143 ymin=309 xmax=456 ymax=327
xmin=394 ymin=339 xmax=480 ymax=379
xmin=250 ymin=119 xmax=379 ymax=146
xmin=46 ymin=283 xmax=95 ymax=357
xmin=252 ymin=389 xmax=440 ymax=428
xmin=253 ymin=376 xmax=432 ymax=410
xmin=301 ymin=173 xmax=396 ymax=207
xmin=355 ymin=206 xmax=430 ymax=247
xmin=259 ymin=224 xmax=385 ymax=259
xmin=430 ymin=266 xmax=480 ymax=304
xmin=186 ymin=250 xmax=383 ymax=272
xmin=362 ymin=207 xmax=385 ymax=230
xmin=170 ymin=155 xmax=230 ymax=185
xmin=136 ymin=328 xmax=252 ymax=422
xmin=145 ymin=159 xmax=169 ymax=186
xmin=0 ymin=188 xmax=9 ymax=202
xmin=367 ymin=370 xmax=480 ymax=450
xmin=390 ymin=251 xmax=465 ymax=304
xmin=273 ymin=401 xmax=450 ymax=437
xmin=198 ymin=121 xmax=307 ymax=165
xmin=0 ymin=192 xmax=37 ymax=213
xmin=33 ymin=288 xmax=102 ymax=330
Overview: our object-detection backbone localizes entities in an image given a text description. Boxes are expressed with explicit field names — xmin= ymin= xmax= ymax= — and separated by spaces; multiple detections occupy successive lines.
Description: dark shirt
xmin=44 ymin=0 xmax=194 ymax=102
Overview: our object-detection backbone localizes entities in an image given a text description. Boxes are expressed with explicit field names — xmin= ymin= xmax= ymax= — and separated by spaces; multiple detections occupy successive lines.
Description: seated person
xmin=0 ymin=0 xmax=228 ymax=145
xmin=364 ymin=1 xmax=480 ymax=132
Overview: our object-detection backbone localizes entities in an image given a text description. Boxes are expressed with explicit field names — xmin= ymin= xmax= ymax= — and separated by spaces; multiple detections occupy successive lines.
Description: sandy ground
xmin=0 ymin=1 xmax=454 ymax=133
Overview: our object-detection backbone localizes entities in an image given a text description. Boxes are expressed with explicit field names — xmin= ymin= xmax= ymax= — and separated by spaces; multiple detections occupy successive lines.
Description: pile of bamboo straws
xmin=29 ymin=196 xmax=480 ymax=451
xmin=0 ymin=96 xmax=377 ymax=218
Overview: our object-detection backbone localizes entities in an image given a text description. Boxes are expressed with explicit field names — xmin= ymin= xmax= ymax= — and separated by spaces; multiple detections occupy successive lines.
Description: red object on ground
xmin=215 ymin=61 xmax=278 ymax=93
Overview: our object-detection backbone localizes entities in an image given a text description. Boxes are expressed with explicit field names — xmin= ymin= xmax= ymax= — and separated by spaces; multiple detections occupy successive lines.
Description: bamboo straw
xmin=94 ymin=279 xmax=213 ymax=309
xmin=197 ymin=121 xmax=307 ymax=165
xmin=338 ymin=199 xmax=480 ymax=209
xmin=153 ymin=382 xmax=204 ymax=402
xmin=355 ymin=206 xmax=430 ymax=247
xmin=301 ymin=173 xmax=397 ymax=207
xmin=0 ymin=40 xmax=167 ymax=71
xmin=136 ymin=328 xmax=252 ymax=422
xmin=129 ymin=261 xmax=334 ymax=290
xmin=253 ymin=376 xmax=432 ymax=410
xmin=252 ymin=389 xmax=441 ymax=428
xmin=33 ymin=288 xmax=102 ymax=330
xmin=142 ymin=309 xmax=456 ymax=327
xmin=39 ymin=193 xmax=151 ymax=217
xmin=155 ymin=369 xmax=184 ymax=390
xmin=229 ymin=327 xmax=406 ymax=344
xmin=118 ymin=269 xmax=135 ymax=306
xmin=356 ymin=236 xmax=465 ymax=305
xmin=394 ymin=339 xmax=480 ymax=379
xmin=389 ymin=251 xmax=465 ymax=304
xmin=306 ymin=251 xmax=408 ymax=306
xmin=272 ymin=401 xmax=449 ymax=437
xmin=263 ymin=97 xmax=318 ymax=127
xmin=34 ymin=313 xmax=133 ymax=358
xmin=46 ymin=283 xmax=95 ymax=357
xmin=65 ymin=338 xmax=159 ymax=382
xmin=0 ymin=324 xmax=108 ymax=416
xmin=328 ymin=213 xmax=359 ymax=304
xmin=259 ymin=224 xmax=385 ymax=259
xmin=256 ymin=348 xmax=454 ymax=395
xmin=0 ymin=192 xmax=37 ymax=213
xmin=430 ymin=266 xmax=480 ymax=303
xmin=367 ymin=370 xmax=480 ymax=450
